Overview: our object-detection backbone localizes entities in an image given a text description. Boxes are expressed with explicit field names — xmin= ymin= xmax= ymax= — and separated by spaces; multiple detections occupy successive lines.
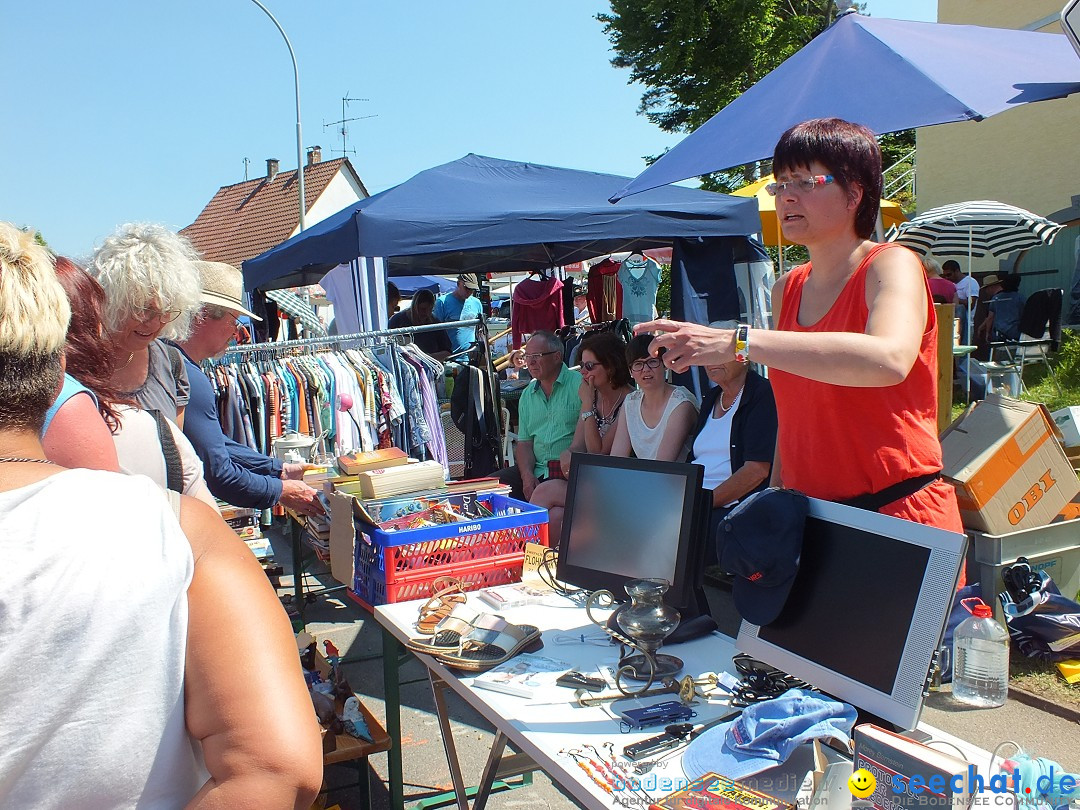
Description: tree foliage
xmin=598 ymin=1 xmax=914 ymax=196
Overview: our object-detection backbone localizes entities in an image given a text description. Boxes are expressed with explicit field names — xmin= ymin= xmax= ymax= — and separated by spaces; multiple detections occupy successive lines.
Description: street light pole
xmin=248 ymin=0 xmax=306 ymax=232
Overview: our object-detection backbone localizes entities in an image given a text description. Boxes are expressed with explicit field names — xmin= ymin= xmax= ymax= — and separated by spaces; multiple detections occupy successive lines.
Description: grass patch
xmin=1010 ymin=655 xmax=1080 ymax=708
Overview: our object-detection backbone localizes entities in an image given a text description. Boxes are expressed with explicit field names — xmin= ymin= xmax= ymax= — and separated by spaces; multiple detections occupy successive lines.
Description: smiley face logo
xmin=848 ymin=768 xmax=877 ymax=799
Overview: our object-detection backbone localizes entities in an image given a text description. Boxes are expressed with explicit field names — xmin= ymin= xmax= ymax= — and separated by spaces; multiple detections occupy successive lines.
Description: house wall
xmin=287 ymin=170 xmax=368 ymax=240
xmin=916 ymin=0 xmax=1080 ymax=277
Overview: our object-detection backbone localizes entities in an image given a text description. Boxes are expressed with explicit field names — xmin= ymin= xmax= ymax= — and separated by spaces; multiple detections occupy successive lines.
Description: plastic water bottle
xmin=952 ymin=597 xmax=1010 ymax=708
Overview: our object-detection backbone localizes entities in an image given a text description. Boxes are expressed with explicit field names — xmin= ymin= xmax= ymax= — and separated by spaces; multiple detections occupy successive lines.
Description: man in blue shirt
xmin=174 ymin=261 xmax=323 ymax=516
xmin=434 ymin=273 xmax=484 ymax=352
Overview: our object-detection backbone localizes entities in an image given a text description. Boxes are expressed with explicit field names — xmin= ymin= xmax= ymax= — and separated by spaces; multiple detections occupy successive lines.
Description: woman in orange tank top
xmin=638 ymin=118 xmax=962 ymax=535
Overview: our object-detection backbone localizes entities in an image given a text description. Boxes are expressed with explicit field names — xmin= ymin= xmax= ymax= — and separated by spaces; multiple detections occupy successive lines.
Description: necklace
xmin=0 ymin=457 xmax=55 ymax=464
xmin=116 ymin=351 xmax=135 ymax=370
xmin=593 ymin=389 xmax=627 ymax=428
xmin=716 ymin=385 xmax=743 ymax=416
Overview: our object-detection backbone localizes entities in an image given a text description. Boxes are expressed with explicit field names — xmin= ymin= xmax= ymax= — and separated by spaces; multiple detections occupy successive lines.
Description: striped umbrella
xmin=885 ymin=200 xmax=1064 ymax=258
xmin=266 ymin=288 xmax=328 ymax=337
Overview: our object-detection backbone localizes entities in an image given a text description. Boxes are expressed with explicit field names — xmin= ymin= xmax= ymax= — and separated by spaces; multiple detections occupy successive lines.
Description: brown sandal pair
xmin=415 ymin=576 xmax=468 ymax=635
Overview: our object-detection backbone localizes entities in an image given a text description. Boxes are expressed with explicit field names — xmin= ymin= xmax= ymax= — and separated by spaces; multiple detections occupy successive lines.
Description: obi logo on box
xmin=1009 ymin=469 xmax=1057 ymax=526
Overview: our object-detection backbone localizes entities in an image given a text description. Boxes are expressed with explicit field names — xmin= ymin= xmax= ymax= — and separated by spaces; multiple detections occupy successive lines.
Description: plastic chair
xmin=988 ymin=288 xmax=1063 ymax=395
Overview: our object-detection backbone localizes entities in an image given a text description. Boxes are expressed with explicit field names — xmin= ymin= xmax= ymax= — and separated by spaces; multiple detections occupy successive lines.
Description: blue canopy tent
xmin=613 ymin=13 xmax=1080 ymax=200
xmin=243 ymin=154 xmax=764 ymax=332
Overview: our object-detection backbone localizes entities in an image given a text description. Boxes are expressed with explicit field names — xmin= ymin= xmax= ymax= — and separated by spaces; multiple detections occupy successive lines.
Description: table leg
xmin=429 ymin=674 xmax=472 ymax=810
xmin=290 ymin=515 xmax=304 ymax=624
xmin=382 ymin=627 xmax=406 ymax=810
xmin=471 ymin=730 xmax=510 ymax=810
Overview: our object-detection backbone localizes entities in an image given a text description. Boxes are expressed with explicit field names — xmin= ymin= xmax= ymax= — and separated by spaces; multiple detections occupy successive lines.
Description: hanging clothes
xmin=618 ymin=253 xmax=663 ymax=328
xmin=586 ymin=258 xmax=623 ymax=323
xmin=510 ymin=275 xmax=564 ymax=348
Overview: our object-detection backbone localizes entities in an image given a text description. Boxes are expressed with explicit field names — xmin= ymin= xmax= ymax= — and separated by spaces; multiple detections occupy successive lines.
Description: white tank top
xmin=0 ymin=469 xmax=204 ymax=808
xmin=624 ymin=386 xmax=698 ymax=461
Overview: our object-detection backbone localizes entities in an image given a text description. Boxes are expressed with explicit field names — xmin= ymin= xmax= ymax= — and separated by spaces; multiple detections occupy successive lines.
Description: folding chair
xmin=988 ymin=287 xmax=1063 ymax=395
xmin=500 ymin=405 xmax=515 ymax=467
xmin=440 ymin=405 xmax=466 ymax=479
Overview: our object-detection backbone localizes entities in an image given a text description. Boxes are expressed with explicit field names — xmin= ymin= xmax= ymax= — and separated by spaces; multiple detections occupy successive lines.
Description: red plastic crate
xmin=352 ymin=494 xmax=549 ymax=607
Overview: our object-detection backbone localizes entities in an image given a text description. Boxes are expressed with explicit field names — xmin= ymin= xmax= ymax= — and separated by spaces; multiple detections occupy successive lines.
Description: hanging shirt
xmin=587 ymin=258 xmax=623 ymax=323
xmin=618 ymin=255 xmax=663 ymax=327
xmin=511 ymin=276 xmax=565 ymax=349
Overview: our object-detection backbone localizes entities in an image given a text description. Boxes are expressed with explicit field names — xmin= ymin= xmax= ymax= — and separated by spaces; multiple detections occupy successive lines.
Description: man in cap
xmin=434 ymin=273 xmax=485 ymax=353
xmin=978 ymin=273 xmax=1025 ymax=342
xmin=171 ymin=261 xmax=322 ymax=516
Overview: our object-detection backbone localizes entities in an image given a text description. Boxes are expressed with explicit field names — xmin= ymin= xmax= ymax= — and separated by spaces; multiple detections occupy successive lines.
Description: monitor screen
xmin=555 ymin=454 xmax=709 ymax=610
xmin=737 ymin=497 xmax=966 ymax=731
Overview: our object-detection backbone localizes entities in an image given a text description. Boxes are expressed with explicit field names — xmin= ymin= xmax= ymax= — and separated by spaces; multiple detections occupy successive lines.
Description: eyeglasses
xmin=133 ymin=305 xmax=182 ymax=324
xmin=580 ymin=361 xmax=602 ymax=371
xmin=765 ymin=175 xmax=834 ymax=196
xmin=630 ymin=357 xmax=663 ymax=373
xmin=523 ymin=350 xmax=558 ymax=362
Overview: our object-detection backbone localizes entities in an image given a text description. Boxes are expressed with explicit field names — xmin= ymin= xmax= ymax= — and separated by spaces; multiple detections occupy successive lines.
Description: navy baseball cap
xmin=718 ymin=488 xmax=808 ymax=626
xmin=682 ymin=689 xmax=856 ymax=781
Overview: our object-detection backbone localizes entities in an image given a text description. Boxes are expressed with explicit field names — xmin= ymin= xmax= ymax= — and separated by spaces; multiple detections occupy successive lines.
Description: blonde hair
xmin=922 ymin=256 xmax=943 ymax=277
xmin=0 ymin=222 xmax=70 ymax=355
xmin=89 ymin=223 xmax=202 ymax=341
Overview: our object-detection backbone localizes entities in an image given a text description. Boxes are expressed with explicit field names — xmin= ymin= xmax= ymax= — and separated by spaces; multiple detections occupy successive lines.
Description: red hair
xmin=54 ymin=256 xmax=133 ymax=431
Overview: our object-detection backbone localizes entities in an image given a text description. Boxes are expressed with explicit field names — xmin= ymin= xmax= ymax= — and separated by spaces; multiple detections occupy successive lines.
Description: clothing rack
xmin=222 ymin=318 xmax=482 ymax=356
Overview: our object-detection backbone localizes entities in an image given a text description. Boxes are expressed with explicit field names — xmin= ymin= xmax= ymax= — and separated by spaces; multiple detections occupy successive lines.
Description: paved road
xmin=275 ymin=526 xmax=1080 ymax=810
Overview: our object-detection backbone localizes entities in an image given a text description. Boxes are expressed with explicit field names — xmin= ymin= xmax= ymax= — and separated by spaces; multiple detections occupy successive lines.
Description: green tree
xmin=598 ymin=1 xmax=914 ymax=197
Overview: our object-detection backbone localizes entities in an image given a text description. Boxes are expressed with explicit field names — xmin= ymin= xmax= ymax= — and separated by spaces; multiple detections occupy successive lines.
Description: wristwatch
xmin=580 ymin=410 xmax=595 ymax=422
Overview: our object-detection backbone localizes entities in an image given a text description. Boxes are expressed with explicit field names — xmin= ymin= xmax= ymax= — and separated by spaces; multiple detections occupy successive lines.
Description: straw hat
xmin=194 ymin=261 xmax=261 ymax=320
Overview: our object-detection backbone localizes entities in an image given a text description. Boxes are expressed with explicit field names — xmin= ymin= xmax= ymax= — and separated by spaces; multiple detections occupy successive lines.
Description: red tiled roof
xmin=180 ymin=158 xmax=365 ymax=268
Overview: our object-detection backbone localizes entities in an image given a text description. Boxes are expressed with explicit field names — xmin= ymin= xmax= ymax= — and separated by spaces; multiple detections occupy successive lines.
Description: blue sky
xmin=2 ymin=0 xmax=935 ymax=260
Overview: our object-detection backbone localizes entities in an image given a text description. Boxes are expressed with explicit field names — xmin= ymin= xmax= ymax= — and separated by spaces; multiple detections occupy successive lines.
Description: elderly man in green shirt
xmin=497 ymin=331 xmax=582 ymax=500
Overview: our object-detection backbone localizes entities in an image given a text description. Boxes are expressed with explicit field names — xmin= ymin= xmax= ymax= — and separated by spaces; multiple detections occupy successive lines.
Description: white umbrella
xmin=886 ymin=200 xmax=1064 ymax=401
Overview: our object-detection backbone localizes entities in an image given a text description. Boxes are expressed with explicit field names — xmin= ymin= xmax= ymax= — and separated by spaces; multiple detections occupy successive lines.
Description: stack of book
xmin=304 ymin=510 xmax=332 ymax=557
xmin=220 ymin=504 xmax=272 ymax=559
xmin=356 ymin=459 xmax=447 ymax=499
xmin=337 ymin=447 xmax=408 ymax=475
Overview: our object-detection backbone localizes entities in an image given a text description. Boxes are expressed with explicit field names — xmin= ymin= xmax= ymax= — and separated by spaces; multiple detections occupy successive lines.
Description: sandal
xmin=435 ymin=616 xmax=543 ymax=673
xmin=416 ymin=576 xmax=467 ymax=635
xmin=406 ymin=603 xmax=483 ymax=654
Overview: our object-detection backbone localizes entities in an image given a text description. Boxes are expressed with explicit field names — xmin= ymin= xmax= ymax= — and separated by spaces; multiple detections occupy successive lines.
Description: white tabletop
xmin=375 ymin=593 xmax=1007 ymax=810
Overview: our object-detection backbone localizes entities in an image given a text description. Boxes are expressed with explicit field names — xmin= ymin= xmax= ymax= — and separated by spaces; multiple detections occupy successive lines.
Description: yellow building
xmin=917 ymin=0 xmax=1079 ymax=293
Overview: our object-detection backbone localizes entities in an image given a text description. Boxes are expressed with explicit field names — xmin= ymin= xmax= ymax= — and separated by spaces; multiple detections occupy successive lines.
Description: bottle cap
xmin=962 ymin=596 xmax=993 ymax=618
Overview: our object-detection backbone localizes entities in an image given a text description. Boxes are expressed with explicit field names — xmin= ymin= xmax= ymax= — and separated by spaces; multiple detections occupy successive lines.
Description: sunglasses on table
xmin=765 ymin=174 xmax=834 ymax=196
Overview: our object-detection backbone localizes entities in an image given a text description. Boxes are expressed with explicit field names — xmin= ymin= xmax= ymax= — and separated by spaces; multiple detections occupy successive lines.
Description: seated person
xmin=923 ymin=256 xmax=957 ymax=305
xmin=496 ymin=331 xmax=581 ymax=500
xmin=530 ymin=332 xmax=635 ymax=541
xmin=688 ymin=360 xmax=777 ymax=563
xmin=609 ymin=334 xmax=698 ymax=463
xmin=389 ymin=288 xmax=452 ymax=360
xmin=979 ymin=273 xmax=1025 ymax=342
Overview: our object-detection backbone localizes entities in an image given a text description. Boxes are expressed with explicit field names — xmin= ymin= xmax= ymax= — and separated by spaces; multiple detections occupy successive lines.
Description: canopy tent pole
xmin=966 ymin=225 xmax=974 ymax=402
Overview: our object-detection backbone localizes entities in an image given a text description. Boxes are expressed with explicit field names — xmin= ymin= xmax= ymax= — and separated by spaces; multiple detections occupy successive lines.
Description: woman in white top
xmin=0 ymin=223 xmax=322 ymax=807
xmin=610 ymin=334 xmax=698 ymax=463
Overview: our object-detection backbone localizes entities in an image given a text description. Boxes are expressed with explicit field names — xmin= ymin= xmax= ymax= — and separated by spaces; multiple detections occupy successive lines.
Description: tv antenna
xmin=242 ymin=157 xmax=251 ymax=181
xmin=324 ymin=92 xmax=377 ymax=158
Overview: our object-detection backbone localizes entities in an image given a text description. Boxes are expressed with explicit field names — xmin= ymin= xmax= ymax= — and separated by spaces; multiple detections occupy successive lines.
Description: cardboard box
xmin=1052 ymin=406 xmax=1080 ymax=448
xmin=940 ymin=395 xmax=1080 ymax=535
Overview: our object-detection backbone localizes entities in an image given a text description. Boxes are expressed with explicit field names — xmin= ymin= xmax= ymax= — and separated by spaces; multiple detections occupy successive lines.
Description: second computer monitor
xmin=555 ymin=453 xmax=709 ymax=611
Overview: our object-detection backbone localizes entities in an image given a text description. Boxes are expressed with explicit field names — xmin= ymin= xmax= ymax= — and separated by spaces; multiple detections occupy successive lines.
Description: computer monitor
xmin=737 ymin=497 xmax=967 ymax=731
xmin=555 ymin=453 xmax=711 ymax=613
